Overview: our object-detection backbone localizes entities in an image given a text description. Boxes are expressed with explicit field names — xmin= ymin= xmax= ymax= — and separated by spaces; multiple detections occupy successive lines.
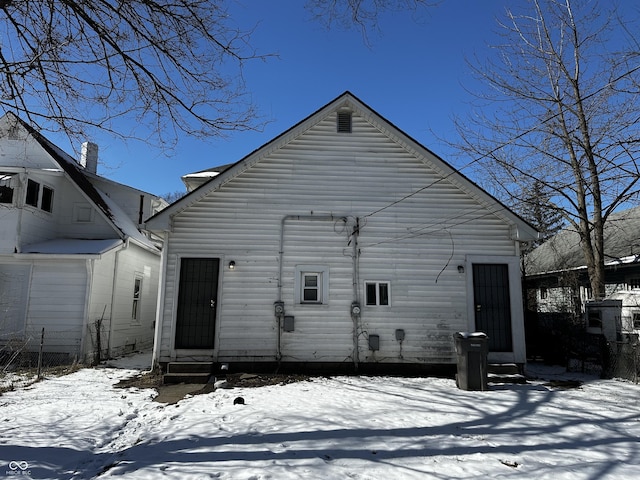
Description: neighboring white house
xmin=0 ymin=112 xmax=166 ymax=364
xmin=525 ymin=206 xmax=640 ymax=338
xmin=146 ymin=92 xmax=538 ymax=372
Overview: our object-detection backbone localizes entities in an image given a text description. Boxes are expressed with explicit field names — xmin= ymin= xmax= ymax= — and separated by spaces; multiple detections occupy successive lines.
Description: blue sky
xmin=54 ymin=1 xmax=509 ymax=196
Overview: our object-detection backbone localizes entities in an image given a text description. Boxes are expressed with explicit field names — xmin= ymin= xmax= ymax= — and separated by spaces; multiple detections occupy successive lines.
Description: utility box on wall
xmin=283 ymin=315 xmax=295 ymax=332
xmin=369 ymin=334 xmax=380 ymax=351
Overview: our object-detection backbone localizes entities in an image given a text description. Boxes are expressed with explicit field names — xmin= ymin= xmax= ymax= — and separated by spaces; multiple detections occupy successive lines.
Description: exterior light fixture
xmin=228 ymin=260 xmax=235 ymax=270
xmin=457 ymin=265 xmax=465 ymax=273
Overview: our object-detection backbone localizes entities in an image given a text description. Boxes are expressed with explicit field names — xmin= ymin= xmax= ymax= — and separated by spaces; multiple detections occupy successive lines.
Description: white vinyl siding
xmin=154 ymin=108 xmax=522 ymax=365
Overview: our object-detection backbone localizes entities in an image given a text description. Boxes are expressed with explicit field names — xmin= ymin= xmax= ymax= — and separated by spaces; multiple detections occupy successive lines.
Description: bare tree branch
xmin=0 ymin=0 xmax=272 ymax=147
xmin=451 ymin=0 xmax=640 ymax=298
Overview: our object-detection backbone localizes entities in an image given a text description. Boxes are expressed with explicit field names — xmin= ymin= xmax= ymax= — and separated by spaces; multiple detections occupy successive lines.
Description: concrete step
xmin=487 ymin=363 xmax=520 ymax=375
xmin=487 ymin=363 xmax=526 ymax=384
xmin=166 ymin=362 xmax=214 ymax=374
xmin=488 ymin=373 xmax=528 ymax=384
xmin=163 ymin=362 xmax=215 ymax=384
xmin=163 ymin=372 xmax=212 ymax=385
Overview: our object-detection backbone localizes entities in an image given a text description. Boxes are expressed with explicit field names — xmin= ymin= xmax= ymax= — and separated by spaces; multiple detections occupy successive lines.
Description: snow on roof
xmin=527 ymin=205 xmax=640 ymax=275
xmin=6 ymin=113 xmax=158 ymax=251
xmin=21 ymin=238 xmax=122 ymax=255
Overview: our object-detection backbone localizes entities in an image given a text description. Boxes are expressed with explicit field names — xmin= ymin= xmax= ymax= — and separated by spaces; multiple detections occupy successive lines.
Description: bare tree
xmin=306 ymin=0 xmax=435 ymax=41
xmin=0 ymin=0 xmax=268 ymax=147
xmin=453 ymin=0 xmax=640 ymax=299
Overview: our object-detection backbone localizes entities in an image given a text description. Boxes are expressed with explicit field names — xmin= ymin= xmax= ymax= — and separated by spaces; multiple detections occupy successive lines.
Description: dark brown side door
xmin=175 ymin=258 xmax=219 ymax=349
xmin=473 ymin=263 xmax=513 ymax=352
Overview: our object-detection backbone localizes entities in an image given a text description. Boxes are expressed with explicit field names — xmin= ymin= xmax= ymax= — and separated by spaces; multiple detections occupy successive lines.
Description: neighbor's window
xmin=633 ymin=312 xmax=640 ymax=329
xmin=132 ymin=276 xmax=142 ymax=320
xmin=26 ymin=179 xmax=39 ymax=207
xmin=540 ymin=287 xmax=548 ymax=300
xmin=0 ymin=174 xmax=15 ymax=204
xmin=365 ymin=281 xmax=390 ymax=306
xmin=629 ymin=278 xmax=640 ymax=290
xmin=295 ymin=265 xmax=329 ymax=305
xmin=25 ymin=179 xmax=54 ymax=212
xmin=41 ymin=185 xmax=54 ymax=212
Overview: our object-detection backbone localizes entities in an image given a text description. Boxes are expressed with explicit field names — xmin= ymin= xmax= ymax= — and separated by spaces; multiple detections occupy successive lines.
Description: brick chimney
xmin=80 ymin=142 xmax=98 ymax=174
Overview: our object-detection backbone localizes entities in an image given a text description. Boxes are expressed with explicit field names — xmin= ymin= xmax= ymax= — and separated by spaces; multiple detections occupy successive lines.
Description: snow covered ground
xmin=1 ymin=353 xmax=639 ymax=480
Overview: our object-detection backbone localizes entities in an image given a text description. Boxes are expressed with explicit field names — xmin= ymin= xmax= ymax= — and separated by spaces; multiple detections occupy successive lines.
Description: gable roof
xmin=146 ymin=91 xmax=538 ymax=241
xmin=526 ymin=205 xmax=640 ymax=275
xmin=2 ymin=112 xmax=158 ymax=251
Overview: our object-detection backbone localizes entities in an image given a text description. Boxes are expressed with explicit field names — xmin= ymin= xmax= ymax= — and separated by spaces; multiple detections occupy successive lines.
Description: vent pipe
xmin=80 ymin=142 xmax=98 ymax=174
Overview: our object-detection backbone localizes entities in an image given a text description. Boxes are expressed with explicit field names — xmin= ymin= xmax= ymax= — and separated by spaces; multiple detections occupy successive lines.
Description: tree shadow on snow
xmin=5 ymin=380 xmax=639 ymax=479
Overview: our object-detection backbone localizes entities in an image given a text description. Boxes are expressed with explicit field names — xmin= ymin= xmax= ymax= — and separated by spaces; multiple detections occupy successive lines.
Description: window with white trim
xmin=295 ymin=265 xmax=329 ymax=305
xmin=0 ymin=173 xmax=15 ymax=204
xmin=25 ymin=179 xmax=54 ymax=212
xmin=132 ymin=276 xmax=143 ymax=321
xmin=365 ymin=281 xmax=390 ymax=306
xmin=629 ymin=278 xmax=640 ymax=290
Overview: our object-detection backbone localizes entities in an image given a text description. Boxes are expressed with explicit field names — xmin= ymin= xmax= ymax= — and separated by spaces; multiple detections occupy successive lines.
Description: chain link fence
xmin=604 ymin=338 xmax=640 ymax=383
xmin=0 ymin=328 xmax=82 ymax=392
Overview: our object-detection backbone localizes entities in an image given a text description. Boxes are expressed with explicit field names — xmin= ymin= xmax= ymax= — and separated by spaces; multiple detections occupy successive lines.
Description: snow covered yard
xmin=1 ymin=354 xmax=639 ymax=480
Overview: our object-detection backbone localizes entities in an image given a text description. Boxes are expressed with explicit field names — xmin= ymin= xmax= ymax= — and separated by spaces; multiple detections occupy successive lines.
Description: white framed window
xmin=629 ymin=278 xmax=640 ymax=290
xmin=295 ymin=265 xmax=329 ymax=305
xmin=25 ymin=179 xmax=54 ymax=212
xmin=25 ymin=179 xmax=39 ymax=207
xmin=0 ymin=173 xmax=16 ymax=204
xmin=132 ymin=275 xmax=143 ymax=321
xmin=365 ymin=281 xmax=390 ymax=306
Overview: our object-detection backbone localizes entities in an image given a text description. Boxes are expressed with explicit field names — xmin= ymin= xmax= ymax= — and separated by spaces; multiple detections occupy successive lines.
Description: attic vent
xmin=337 ymin=111 xmax=352 ymax=133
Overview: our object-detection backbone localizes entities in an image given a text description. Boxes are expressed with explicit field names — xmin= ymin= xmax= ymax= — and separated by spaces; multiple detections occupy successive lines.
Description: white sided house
xmin=146 ymin=92 xmax=538 ymax=373
xmin=0 ymin=113 xmax=166 ymax=364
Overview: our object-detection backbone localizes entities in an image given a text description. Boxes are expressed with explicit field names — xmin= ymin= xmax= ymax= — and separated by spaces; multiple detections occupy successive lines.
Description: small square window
xmin=26 ymin=179 xmax=39 ymax=207
xmin=365 ymin=281 xmax=390 ymax=306
xmin=302 ymin=273 xmax=321 ymax=303
xmin=629 ymin=278 xmax=640 ymax=290
xmin=295 ymin=265 xmax=329 ymax=305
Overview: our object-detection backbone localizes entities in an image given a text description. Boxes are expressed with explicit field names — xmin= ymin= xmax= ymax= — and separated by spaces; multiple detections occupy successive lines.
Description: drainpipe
xmin=276 ymin=214 xmax=347 ymax=361
xmin=107 ymin=240 xmax=127 ymax=358
xmin=350 ymin=217 xmax=361 ymax=369
xmin=152 ymin=231 xmax=169 ymax=370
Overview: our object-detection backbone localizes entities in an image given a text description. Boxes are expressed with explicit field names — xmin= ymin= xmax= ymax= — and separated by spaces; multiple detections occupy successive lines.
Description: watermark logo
xmin=6 ymin=461 xmax=31 ymax=476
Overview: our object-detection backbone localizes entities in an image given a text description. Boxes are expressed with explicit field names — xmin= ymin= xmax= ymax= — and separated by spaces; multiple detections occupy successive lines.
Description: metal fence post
xmin=37 ymin=328 xmax=44 ymax=379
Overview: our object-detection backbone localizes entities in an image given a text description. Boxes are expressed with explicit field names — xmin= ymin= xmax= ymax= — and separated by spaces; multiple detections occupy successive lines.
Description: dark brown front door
xmin=175 ymin=258 xmax=219 ymax=349
xmin=472 ymin=263 xmax=512 ymax=352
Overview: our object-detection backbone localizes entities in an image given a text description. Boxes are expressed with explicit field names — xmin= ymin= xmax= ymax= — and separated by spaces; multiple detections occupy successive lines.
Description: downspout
xmin=107 ymin=240 xmax=126 ymax=358
xmin=80 ymin=258 xmax=95 ymax=363
xmin=15 ymin=171 xmax=26 ymax=253
xmin=350 ymin=217 xmax=361 ymax=369
xmin=151 ymin=231 xmax=169 ymax=370
xmin=276 ymin=214 xmax=346 ymax=362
